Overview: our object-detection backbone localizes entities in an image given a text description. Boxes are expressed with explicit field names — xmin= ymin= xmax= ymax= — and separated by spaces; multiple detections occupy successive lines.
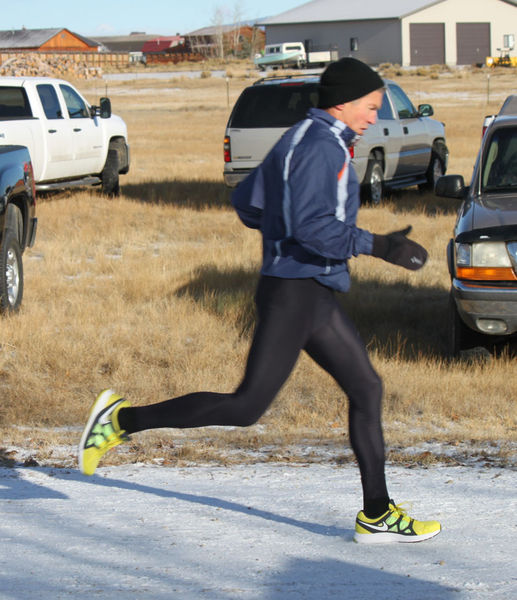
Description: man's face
xmin=340 ymin=89 xmax=384 ymax=135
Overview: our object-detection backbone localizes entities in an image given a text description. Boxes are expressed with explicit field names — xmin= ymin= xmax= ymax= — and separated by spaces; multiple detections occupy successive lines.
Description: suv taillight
xmin=223 ymin=136 xmax=231 ymax=163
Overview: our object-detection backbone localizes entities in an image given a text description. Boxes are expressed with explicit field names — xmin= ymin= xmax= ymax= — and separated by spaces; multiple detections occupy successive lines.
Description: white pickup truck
xmin=254 ymin=42 xmax=337 ymax=70
xmin=0 ymin=77 xmax=129 ymax=195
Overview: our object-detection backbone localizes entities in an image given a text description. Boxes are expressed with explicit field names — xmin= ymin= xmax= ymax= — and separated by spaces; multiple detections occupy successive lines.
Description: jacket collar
xmin=307 ymin=107 xmax=357 ymax=146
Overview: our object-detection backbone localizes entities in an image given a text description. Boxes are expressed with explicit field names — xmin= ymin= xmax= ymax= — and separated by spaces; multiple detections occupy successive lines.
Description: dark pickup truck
xmin=436 ymin=95 xmax=517 ymax=356
xmin=0 ymin=145 xmax=37 ymax=311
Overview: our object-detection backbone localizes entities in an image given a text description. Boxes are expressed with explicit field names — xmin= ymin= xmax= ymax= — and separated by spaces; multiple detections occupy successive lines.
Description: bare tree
xmin=231 ymin=1 xmax=245 ymax=55
xmin=211 ymin=6 xmax=226 ymax=59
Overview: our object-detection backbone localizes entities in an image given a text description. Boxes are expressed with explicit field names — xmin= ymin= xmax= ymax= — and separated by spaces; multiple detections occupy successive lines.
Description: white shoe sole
xmin=78 ymin=389 xmax=116 ymax=475
xmin=354 ymin=528 xmax=441 ymax=544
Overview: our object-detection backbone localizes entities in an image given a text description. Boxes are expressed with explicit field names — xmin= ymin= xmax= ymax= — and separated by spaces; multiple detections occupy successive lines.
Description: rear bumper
xmin=453 ymin=278 xmax=517 ymax=335
xmin=223 ymin=169 xmax=250 ymax=188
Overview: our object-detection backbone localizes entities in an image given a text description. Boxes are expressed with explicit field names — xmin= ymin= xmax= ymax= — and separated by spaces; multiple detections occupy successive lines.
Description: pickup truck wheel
xmin=101 ymin=149 xmax=120 ymax=197
xmin=447 ymin=292 xmax=464 ymax=357
xmin=420 ymin=142 xmax=446 ymax=191
xmin=6 ymin=204 xmax=23 ymax=244
xmin=362 ymin=159 xmax=384 ymax=205
xmin=0 ymin=228 xmax=23 ymax=313
xmin=447 ymin=291 xmax=486 ymax=358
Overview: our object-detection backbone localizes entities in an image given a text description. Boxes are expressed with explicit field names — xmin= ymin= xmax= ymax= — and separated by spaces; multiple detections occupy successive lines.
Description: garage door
xmin=410 ymin=23 xmax=445 ymax=65
xmin=457 ymin=23 xmax=490 ymax=65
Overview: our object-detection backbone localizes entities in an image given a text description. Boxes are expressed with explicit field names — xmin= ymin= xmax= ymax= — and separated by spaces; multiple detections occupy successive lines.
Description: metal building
xmin=260 ymin=0 xmax=517 ymax=66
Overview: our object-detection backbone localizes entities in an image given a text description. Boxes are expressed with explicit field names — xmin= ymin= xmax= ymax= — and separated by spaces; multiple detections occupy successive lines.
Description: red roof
xmin=142 ymin=36 xmax=184 ymax=53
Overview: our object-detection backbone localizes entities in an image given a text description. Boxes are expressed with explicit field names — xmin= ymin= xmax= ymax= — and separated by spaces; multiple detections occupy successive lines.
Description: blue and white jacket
xmin=231 ymin=108 xmax=374 ymax=292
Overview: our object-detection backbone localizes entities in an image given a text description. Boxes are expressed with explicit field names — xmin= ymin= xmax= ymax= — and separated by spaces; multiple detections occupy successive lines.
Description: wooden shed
xmin=186 ymin=24 xmax=264 ymax=58
xmin=0 ymin=28 xmax=100 ymax=52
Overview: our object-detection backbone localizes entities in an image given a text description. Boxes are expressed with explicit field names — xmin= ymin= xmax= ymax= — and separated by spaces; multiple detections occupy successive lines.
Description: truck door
xmin=59 ymin=84 xmax=104 ymax=175
xmin=35 ymin=83 xmax=75 ymax=180
xmin=387 ymin=83 xmax=431 ymax=178
xmin=372 ymin=92 xmax=400 ymax=180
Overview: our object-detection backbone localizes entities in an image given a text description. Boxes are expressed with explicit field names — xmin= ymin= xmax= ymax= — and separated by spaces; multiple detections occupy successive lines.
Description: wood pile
xmin=0 ymin=53 xmax=103 ymax=79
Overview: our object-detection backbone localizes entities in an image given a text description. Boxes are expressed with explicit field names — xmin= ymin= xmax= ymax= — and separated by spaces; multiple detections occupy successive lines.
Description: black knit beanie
xmin=317 ymin=57 xmax=384 ymax=108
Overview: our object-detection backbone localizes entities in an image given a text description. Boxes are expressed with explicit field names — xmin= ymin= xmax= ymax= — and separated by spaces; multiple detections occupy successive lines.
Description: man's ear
xmin=333 ymin=103 xmax=349 ymax=118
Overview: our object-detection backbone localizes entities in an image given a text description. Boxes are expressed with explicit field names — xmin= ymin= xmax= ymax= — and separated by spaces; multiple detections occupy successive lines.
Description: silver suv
xmin=223 ymin=75 xmax=448 ymax=203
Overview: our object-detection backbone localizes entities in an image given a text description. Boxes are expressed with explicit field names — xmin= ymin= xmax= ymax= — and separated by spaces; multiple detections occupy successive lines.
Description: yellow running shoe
xmin=354 ymin=501 xmax=441 ymax=544
xmin=78 ymin=389 xmax=130 ymax=476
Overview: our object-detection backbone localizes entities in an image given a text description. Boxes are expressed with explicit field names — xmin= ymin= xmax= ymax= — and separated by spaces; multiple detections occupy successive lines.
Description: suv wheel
xmin=362 ymin=159 xmax=384 ymax=205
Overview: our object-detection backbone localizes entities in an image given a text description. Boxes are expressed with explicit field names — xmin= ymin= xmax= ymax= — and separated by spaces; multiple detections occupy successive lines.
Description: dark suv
xmin=223 ymin=75 xmax=448 ymax=203
xmin=436 ymin=95 xmax=517 ymax=356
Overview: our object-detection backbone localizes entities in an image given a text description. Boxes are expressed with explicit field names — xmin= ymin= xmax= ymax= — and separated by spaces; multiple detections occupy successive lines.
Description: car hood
xmin=456 ymin=193 xmax=517 ymax=239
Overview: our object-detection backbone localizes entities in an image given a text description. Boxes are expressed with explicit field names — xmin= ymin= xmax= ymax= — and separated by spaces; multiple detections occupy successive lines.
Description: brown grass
xmin=1 ymin=66 xmax=516 ymax=467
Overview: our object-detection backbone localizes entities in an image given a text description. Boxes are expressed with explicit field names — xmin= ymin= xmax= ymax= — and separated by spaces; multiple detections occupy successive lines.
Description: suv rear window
xmin=229 ymin=83 xmax=319 ymax=129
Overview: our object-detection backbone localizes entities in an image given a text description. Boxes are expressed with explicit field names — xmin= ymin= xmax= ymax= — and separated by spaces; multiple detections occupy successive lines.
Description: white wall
xmin=401 ymin=0 xmax=517 ymax=66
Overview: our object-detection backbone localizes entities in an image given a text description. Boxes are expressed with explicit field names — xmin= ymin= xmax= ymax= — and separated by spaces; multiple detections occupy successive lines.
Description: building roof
xmin=91 ymin=33 xmax=161 ymax=52
xmin=261 ymin=0 xmax=516 ymax=25
xmin=186 ymin=23 xmax=256 ymax=37
xmin=142 ymin=36 xmax=184 ymax=53
xmin=0 ymin=28 xmax=98 ymax=49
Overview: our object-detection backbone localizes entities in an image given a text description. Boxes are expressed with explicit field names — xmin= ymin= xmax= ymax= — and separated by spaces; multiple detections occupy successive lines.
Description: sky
xmin=6 ymin=0 xmax=304 ymax=37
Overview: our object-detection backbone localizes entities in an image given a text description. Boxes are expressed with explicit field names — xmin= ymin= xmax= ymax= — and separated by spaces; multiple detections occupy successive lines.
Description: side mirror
xmin=100 ymin=97 xmax=111 ymax=119
xmin=435 ymin=174 xmax=466 ymax=199
xmin=418 ymin=103 xmax=434 ymax=117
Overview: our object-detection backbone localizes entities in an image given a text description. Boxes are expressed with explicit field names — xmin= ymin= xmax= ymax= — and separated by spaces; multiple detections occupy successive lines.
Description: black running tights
xmin=118 ymin=276 xmax=389 ymax=507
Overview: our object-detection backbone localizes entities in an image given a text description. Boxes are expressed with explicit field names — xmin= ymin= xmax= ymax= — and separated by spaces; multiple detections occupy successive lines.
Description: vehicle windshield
xmin=482 ymin=126 xmax=517 ymax=192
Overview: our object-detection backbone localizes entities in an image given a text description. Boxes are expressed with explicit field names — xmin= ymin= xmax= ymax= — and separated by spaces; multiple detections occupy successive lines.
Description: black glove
xmin=371 ymin=226 xmax=428 ymax=270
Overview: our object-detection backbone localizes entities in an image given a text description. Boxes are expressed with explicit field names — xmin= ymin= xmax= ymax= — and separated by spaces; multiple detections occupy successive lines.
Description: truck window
xmin=59 ymin=84 xmax=90 ymax=119
xmin=482 ymin=126 xmax=517 ymax=191
xmin=37 ymin=84 xmax=63 ymax=119
xmin=378 ymin=92 xmax=394 ymax=120
xmin=387 ymin=84 xmax=416 ymax=119
xmin=0 ymin=87 xmax=32 ymax=119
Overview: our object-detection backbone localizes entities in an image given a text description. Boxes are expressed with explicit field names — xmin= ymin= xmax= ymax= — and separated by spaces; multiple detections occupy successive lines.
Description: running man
xmin=79 ymin=58 xmax=441 ymax=544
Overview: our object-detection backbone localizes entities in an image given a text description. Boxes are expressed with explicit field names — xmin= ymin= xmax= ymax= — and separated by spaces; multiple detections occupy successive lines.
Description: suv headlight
xmin=456 ymin=241 xmax=517 ymax=281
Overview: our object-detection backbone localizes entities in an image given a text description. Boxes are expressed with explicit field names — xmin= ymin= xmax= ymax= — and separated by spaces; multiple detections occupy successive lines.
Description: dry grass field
xmin=0 ymin=63 xmax=516 ymax=468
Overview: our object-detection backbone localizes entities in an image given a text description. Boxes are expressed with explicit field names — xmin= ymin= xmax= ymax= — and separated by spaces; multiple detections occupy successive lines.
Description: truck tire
xmin=101 ymin=149 xmax=120 ymax=197
xmin=420 ymin=141 xmax=446 ymax=192
xmin=0 ymin=228 xmax=23 ymax=313
xmin=6 ymin=204 xmax=23 ymax=245
xmin=447 ymin=291 xmax=485 ymax=358
xmin=362 ymin=159 xmax=384 ymax=205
